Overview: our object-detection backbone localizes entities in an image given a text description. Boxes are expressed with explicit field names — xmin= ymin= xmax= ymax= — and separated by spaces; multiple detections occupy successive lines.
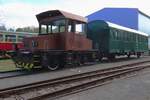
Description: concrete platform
xmin=0 ymin=56 xmax=150 ymax=90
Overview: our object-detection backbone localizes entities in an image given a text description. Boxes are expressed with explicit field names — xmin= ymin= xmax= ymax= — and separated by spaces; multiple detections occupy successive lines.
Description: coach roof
xmin=36 ymin=10 xmax=87 ymax=24
xmin=107 ymin=21 xmax=148 ymax=36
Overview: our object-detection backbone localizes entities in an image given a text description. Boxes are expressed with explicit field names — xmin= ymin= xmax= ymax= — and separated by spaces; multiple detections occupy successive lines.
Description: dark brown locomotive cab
xmin=24 ymin=10 xmax=92 ymax=51
xmin=13 ymin=10 xmax=94 ymax=70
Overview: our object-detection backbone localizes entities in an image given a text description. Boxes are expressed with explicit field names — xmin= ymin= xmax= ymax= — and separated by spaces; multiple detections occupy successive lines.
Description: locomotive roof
xmin=36 ymin=10 xmax=87 ymax=24
xmin=106 ymin=21 xmax=149 ymax=36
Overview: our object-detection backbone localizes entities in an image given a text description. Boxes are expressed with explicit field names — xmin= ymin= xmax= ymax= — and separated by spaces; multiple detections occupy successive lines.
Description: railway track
xmin=0 ymin=60 xmax=150 ymax=100
xmin=0 ymin=57 xmax=140 ymax=79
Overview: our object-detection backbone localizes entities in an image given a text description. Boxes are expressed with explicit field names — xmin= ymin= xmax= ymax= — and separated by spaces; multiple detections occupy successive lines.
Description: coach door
xmin=135 ymin=34 xmax=138 ymax=51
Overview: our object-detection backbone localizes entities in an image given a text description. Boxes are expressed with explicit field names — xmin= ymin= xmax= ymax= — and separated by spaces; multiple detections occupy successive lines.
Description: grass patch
xmin=0 ymin=59 xmax=17 ymax=72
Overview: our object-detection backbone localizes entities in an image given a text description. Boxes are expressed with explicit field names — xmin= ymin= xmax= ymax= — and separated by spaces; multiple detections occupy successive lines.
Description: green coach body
xmin=87 ymin=20 xmax=148 ymax=57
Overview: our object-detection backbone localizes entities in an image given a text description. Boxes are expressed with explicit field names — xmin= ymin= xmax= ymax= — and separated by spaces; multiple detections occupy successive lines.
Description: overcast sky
xmin=0 ymin=0 xmax=150 ymax=28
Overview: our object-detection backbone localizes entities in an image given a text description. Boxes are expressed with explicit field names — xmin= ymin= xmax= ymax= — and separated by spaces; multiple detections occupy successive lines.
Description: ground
xmin=56 ymin=68 xmax=150 ymax=100
xmin=0 ymin=59 xmax=16 ymax=72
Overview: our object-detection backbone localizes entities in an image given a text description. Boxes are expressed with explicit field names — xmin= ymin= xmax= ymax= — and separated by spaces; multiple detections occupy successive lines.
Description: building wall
xmin=87 ymin=8 xmax=139 ymax=30
xmin=138 ymin=13 xmax=150 ymax=48
xmin=138 ymin=13 xmax=150 ymax=34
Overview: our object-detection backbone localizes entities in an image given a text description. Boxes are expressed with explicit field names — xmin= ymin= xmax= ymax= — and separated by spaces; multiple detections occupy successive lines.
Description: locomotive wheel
xmin=15 ymin=62 xmax=21 ymax=68
xmin=15 ymin=60 xmax=22 ymax=68
xmin=47 ymin=64 xmax=59 ymax=71
xmin=27 ymin=63 xmax=34 ymax=69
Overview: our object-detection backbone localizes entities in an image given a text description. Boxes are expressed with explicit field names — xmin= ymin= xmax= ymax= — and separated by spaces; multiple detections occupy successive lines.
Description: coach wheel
xmin=137 ymin=53 xmax=141 ymax=58
xmin=108 ymin=54 xmax=115 ymax=61
xmin=47 ymin=64 xmax=59 ymax=71
xmin=98 ymin=56 xmax=103 ymax=61
xmin=127 ymin=54 xmax=130 ymax=58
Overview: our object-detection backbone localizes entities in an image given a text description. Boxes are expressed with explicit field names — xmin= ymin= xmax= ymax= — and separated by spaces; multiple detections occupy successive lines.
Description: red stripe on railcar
xmin=0 ymin=42 xmax=23 ymax=51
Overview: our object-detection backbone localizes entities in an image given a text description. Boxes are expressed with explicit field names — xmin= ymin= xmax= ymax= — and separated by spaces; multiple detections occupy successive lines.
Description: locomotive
xmin=12 ymin=10 xmax=148 ymax=70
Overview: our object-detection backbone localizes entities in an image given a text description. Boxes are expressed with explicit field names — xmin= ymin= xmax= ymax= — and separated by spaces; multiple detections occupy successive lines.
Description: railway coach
xmin=0 ymin=30 xmax=37 ymax=57
xmin=87 ymin=20 xmax=148 ymax=59
xmin=12 ymin=10 xmax=149 ymax=70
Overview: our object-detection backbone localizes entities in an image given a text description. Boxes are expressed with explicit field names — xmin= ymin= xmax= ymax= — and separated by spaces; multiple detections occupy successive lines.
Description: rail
xmin=0 ymin=60 xmax=150 ymax=99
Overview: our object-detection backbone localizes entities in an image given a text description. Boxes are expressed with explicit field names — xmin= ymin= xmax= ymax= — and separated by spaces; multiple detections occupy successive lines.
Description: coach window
xmin=130 ymin=33 xmax=133 ymax=41
xmin=134 ymin=33 xmax=136 ymax=41
xmin=133 ymin=33 xmax=135 ymax=41
xmin=141 ymin=36 xmax=143 ymax=42
xmin=140 ymin=35 xmax=142 ymax=42
xmin=145 ymin=37 xmax=147 ymax=42
xmin=118 ymin=31 xmax=121 ymax=40
xmin=138 ymin=35 xmax=140 ymax=42
xmin=129 ymin=33 xmax=131 ymax=41
xmin=141 ymin=35 xmax=143 ymax=42
xmin=114 ymin=30 xmax=118 ymax=40
xmin=143 ymin=37 xmax=145 ymax=42
xmin=18 ymin=36 xmax=24 ymax=42
xmin=5 ymin=35 xmax=16 ymax=42
xmin=119 ymin=31 xmax=122 ymax=40
xmin=110 ymin=29 xmax=113 ymax=39
xmin=144 ymin=36 xmax=146 ymax=42
xmin=132 ymin=33 xmax=134 ymax=41
xmin=125 ymin=32 xmax=127 ymax=41
xmin=111 ymin=29 xmax=115 ymax=39
xmin=142 ymin=36 xmax=144 ymax=42
xmin=112 ymin=30 xmax=115 ymax=39
xmin=126 ymin=32 xmax=129 ymax=41
xmin=0 ymin=34 xmax=3 ymax=41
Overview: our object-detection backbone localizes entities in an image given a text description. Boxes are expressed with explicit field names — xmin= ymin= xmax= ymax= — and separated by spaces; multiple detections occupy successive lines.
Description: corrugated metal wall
xmin=87 ymin=8 xmax=139 ymax=30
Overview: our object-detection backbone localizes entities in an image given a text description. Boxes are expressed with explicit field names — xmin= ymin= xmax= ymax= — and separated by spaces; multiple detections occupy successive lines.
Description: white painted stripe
xmin=106 ymin=21 xmax=149 ymax=36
